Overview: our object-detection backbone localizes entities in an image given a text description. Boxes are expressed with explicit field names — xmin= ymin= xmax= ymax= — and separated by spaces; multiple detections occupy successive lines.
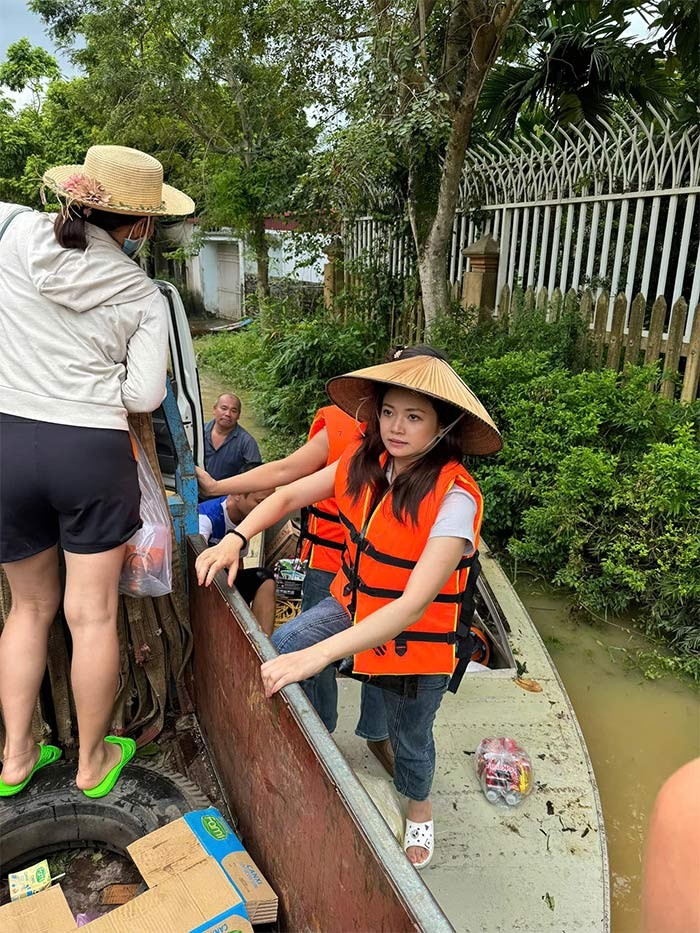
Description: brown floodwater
xmin=512 ymin=575 xmax=699 ymax=933
xmin=197 ymin=359 xmax=699 ymax=933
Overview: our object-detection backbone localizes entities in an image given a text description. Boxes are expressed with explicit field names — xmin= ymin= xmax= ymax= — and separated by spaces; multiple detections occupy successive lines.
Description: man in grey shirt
xmin=203 ymin=393 xmax=262 ymax=481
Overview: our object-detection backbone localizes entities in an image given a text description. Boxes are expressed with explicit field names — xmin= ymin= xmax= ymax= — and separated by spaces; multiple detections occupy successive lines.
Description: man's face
xmin=238 ymin=488 xmax=274 ymax=517
xmin=213 ymin=396 xmax=240 ymax=431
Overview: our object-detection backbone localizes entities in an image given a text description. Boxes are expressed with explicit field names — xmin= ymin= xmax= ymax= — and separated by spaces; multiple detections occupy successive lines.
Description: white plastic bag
xmin=119 ymin=434 xmax=172 ymax=598
xmin=475 ymin=737 xmax=533 ymax=807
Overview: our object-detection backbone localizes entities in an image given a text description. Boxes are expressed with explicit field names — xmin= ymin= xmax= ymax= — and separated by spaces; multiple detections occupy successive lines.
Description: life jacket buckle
xmin=394 ymin=635 xmax=408 ymax=657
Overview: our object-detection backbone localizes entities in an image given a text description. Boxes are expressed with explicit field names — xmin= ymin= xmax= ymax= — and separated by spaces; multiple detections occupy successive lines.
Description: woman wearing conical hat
xmin=0 ymin=146 xmax=193 ymax=799
xmin=197 ymin=350 xmax=501 ymax=868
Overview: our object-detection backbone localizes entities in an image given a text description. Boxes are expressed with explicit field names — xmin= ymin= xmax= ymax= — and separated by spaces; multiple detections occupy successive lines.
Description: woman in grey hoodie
xmin=0 ymin=146 xmax=193 ymax=798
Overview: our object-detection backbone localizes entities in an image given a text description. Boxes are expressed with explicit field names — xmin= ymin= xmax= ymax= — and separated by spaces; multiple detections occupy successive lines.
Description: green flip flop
xmin=82 ymin=736 xmax=136 ymax=799
xmin=0 ymin=744 xmax=63 ymax=797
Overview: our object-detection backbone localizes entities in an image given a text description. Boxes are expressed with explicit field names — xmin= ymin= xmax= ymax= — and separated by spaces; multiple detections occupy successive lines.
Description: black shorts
xmin=0 ymin=413 xmax=141 ymax=563
xmin=236 ymin=567 xmax=275 ymax=606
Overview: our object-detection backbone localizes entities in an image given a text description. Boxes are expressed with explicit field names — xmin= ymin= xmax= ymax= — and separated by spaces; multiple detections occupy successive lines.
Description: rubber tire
xmin=0 ymin=760 xmax=211 ymax=872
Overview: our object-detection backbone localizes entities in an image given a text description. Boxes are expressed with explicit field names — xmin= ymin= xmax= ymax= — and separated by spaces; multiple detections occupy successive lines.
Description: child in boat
xmin=195 ymin=353 xmax=502 ymax=868
xmin=198 ymin=489 xmax=276 ymax=635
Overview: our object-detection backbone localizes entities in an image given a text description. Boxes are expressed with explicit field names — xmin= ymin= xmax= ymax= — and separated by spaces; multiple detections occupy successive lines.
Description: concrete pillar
xmin=461 ymin=234 xmax=500 ymax=322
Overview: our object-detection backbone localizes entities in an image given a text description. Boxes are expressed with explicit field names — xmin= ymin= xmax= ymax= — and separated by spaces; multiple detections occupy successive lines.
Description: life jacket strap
xmin=299 ymin=504 xmax=344 ymax=559
xmin=383 ymin=552 xmax=482 ymax=691
xmin=339 ymin=510 xmax=477 ymax=573
xmin=448 ymin=552 xmax=482 ymax=694
xmin=336 ymin=656 xmax=420 ymax=697
xmin=361 ymin=538 xmax=475 ymax=572
xmin=341 ymin=545 xmax=479 ymax=603
xmin=307 ymin=504 xmax=341 ymax=523
xmin=394 ymin=631 xmax=457 ymax=645
xmin=341 ymin=573 xmax=465 ymax=605
xmin=301 ymin=532 xmax=345 ymax=551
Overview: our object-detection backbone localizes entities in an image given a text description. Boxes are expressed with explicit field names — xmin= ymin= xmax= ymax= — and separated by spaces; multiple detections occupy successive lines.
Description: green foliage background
xmin=197 ymin=301 xmax=700 ymax=680
xmin=196 ymin=302 xmax=386 ymax=458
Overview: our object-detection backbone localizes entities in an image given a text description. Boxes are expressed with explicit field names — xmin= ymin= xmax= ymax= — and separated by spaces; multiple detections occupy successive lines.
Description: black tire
xmin=0 ymin=760 xmax=211 ymax=872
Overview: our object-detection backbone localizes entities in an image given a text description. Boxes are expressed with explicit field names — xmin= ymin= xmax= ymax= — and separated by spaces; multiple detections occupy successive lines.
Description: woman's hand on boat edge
xmin=260 ymin=648 xmax=326 ymax=698
xmin=195 ymin=535 xmax=242 ymax=587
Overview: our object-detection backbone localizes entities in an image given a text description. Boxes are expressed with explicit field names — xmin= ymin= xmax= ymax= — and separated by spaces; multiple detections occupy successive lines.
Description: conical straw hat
xmin=327 ymin=355 xmax=502 ymax=455
xmin=43 ymin=145 xmax=194 ymax=217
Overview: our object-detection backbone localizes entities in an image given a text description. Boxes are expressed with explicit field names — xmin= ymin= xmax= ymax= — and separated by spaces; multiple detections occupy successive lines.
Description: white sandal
xmin=403 ymin=818 xmax=434 ymax=870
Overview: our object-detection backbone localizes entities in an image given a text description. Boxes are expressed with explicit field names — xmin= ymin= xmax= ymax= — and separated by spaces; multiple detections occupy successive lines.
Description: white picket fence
xmin=345 ymin=108 xmax=700 ymax=344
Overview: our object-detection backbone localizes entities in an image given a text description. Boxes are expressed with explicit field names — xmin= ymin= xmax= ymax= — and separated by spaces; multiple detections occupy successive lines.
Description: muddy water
xmin=197 ymin=361 xmax=699 ymax=933
xmin=513 ymin=577 xmax=699 ymax=932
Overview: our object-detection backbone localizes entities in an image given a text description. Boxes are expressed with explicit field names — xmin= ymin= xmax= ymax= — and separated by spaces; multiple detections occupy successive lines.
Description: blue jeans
xmin=300 ymin=570 xmax=388 ymax=740
xmin=272 ymin=596 xmax=449 ymax=800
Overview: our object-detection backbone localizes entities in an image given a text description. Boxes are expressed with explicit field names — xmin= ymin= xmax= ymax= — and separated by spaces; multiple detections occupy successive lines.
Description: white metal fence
xmin=346 ymin=108 xmax=700 ymax=342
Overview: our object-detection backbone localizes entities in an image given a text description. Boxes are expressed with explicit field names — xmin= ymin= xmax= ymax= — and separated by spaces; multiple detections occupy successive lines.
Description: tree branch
xmin=222 ymin=63 xmax=255 ymax=168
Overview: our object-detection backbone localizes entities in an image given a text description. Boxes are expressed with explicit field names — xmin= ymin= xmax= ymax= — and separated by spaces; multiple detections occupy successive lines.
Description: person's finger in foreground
xmin=195 ymin=536 xmax=241 ymax=587
xmin=260 ymin=648 xmax=326 ymax=698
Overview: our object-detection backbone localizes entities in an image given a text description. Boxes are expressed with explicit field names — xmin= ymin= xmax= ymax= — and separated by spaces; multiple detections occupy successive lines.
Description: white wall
xmin=248 ymin=230 xmax=324 ymax=284
xmin=190 ymin=234 xmax=245 ymax=319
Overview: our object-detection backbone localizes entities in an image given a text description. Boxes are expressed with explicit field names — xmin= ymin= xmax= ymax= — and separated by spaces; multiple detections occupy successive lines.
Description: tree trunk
xmin=405 ymin=0 xmax=524 ymax=331
xmin=408 ymin=100 xmax=477 ymax=330
xmin=415 ymin=244 xmax=450 ymax=326
xmin=252 ymin=217 xmax=270 ymax=300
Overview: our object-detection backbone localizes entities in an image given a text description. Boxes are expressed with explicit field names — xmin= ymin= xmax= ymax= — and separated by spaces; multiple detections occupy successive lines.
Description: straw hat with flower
xmin=42 ymin=145 xmax=194 ymax=217
xmin=326 ymin=355 xmax=503 ymax=455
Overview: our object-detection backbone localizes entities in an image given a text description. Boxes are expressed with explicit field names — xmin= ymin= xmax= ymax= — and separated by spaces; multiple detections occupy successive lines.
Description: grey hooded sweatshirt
xmin=0 ymin=202 xmax=168 ymax=431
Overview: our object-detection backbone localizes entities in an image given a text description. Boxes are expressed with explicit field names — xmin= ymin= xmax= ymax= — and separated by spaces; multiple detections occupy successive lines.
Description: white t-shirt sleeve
xmin=429 ymin=486 xmax=478 ymax=556
xmin=198 ymin=514 xmax=213 ymax=544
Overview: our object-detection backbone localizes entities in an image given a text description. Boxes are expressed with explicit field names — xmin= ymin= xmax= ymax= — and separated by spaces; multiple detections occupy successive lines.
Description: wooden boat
xmin=186 ymin=537 xmax=610 ymax=932
xmin=334 ymin=545 xmax=611 ymax=931
xmin=0 ymin=282 xmax=610 ymax=932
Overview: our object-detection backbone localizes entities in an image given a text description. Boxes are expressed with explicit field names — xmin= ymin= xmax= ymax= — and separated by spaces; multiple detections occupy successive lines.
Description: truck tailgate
xmin=187 ymin=536 xmax=452 ymax=932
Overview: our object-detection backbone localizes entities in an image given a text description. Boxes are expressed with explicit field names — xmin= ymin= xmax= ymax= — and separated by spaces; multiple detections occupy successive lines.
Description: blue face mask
xmin=121 ymin=219 xmax=151 ymax=257
xmin=122 ymin=236 xmax=145 ymax=257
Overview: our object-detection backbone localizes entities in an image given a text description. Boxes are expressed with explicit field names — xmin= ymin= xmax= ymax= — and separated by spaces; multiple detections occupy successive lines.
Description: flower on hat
xmin=60 ymin=172 xmax=111 ymax=207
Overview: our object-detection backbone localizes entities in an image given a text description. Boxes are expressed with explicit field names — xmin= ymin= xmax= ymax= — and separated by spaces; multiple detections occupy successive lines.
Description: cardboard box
xmin=242 ymin=530 xmax=265 ymax=570
xmin=130 ymin=810 xmax=278 ymax=925
xmin=85 ymin=859 xmax=252 ymax=933
xmin=0 ymin=883 xmax=76 ymax=933
xmin=0 ymin=809 xmax=274 ymax=933
xmin=265 ymin=520 xmax=299 ymax=565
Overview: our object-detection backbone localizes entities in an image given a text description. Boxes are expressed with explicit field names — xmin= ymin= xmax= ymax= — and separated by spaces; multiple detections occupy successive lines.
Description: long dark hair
xmin=54 ymin=206 xmax=146 ymax=250
xmin=346 ymin=385 xmax=464 ymax=526
xmin=383 ymin=344 xmax=447 ymax=364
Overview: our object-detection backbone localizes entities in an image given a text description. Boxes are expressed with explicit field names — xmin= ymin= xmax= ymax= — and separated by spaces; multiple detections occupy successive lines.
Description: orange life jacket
xmin=330 ymin=441 xmax=483 ymax=677
xmin=299 ymin=406 xmax=361 ymax=573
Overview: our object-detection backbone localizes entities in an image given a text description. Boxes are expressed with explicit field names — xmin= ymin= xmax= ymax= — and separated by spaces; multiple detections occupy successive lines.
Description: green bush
xmin=428 ymin=293 xmax=589 ymax=374
xmin=459 ymin=354 xmax=700 ymax=672
xmin=195 ymin=301 xmax=385 ymax=454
